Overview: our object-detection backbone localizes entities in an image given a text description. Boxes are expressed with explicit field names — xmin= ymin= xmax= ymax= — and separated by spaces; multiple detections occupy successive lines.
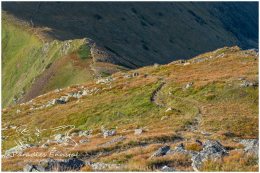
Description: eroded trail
xmin=150 ymin=82 xmax=166 ymax=107
xmin=151 ymin=81 xmax=205 ymax=135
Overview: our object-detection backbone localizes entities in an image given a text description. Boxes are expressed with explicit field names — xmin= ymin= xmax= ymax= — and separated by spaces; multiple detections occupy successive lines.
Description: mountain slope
xmin=2 ymin=47 xmax=258 ymax=171
xmin=2 ymin=13 xmax=127 ymax=107
xmin=2 ymin=2 xmax=258 ymax=67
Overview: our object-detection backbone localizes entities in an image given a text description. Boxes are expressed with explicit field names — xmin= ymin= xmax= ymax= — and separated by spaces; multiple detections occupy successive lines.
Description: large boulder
xmin=191 ymin=140 xmax=228 ymax=171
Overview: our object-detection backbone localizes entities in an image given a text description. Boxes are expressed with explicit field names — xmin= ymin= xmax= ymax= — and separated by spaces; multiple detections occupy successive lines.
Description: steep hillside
xmin=2 ymin=13 xmax=127 ymax=107
xmin=2 ymin=2 xmax=258 ymax=67
xmin=2 ymin=47 xmax=258 ymax=171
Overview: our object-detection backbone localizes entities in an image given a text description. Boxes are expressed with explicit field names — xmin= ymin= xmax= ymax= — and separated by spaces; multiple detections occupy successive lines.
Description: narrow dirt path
xmin=150 ymin=82 xmax=166 ymax=107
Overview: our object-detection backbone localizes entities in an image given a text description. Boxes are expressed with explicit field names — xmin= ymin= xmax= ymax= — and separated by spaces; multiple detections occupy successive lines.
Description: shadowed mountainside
xmin=2 ymin=2 xmax=258 ymax=67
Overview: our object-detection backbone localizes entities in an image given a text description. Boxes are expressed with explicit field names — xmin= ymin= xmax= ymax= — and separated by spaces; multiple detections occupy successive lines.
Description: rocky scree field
xmin=2 ymin=46 xmax=259 ymax=171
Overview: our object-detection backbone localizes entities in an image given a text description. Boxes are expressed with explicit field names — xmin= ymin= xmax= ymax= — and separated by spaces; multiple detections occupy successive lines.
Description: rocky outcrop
xmin=23 ymin=164 xmax=45 ymax=172
xmin=96 ymin=77 xmax=114 ymax=84
xmin=160 ymin=165 xmax=176 ymax=172
xmin=167 ymin=143 xmax=197 ymax=157
xmin=23 ymin=158 xmax=85 ymax=172
xmin=101 ymin=126 xmax=116 ymax=138
xmin=5 ymin=144 xmax=35 ymax=157
xmin=29 ymin=87 xmax=100 ymax=111
xmin=240 ymin=80 xmax=258 ymax=87
xmin=78 ymin=130 xmax=93 ymax=137
xmin=191 ymin=140 xmax=228 ymax=171
xmin=240 ymin=139 xmax=258 ymax=156
xmin=151 ymin=145 xmax=170 ymax=157
xmin=86 ymin=161 xmax=123 ymax=171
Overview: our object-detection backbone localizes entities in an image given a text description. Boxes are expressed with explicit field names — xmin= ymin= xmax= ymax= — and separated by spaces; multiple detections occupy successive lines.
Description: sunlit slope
xmin=2 ymin=47 xmax=258 ymax=147
xmin=2 ymin=14 xmax=94 ymax=107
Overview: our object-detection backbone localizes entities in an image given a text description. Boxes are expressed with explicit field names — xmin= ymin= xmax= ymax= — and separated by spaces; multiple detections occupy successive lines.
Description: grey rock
xmin=151 ymin=145 xmax=170 ymax=157
xmin=240 ymin=80 xmax=258 ymax=87
xmin=79 ymin=139 xmax=90 ymax=144
xmin=24 ymin=157 xmax=85 ymax=171
xmin=161 ymin=165 xmax=176 ymax=172
xmin=23 ymin=164 xmax=45 ymax=172
xmin=82 ymin=90 xmax=89 ymax=96
xmin=55 ymin=99 xmax=67 ymax=104
xmin=54 ymin=134 xmax=66 ymax=143
xmin=134 ymin=128 xmax=143 ymax=135
xmin=240 ymin=139 xmax=258 ymax=156
xmin=167 ymin=143 xmax=197 ymax=156
xmin=184 ymin=82 xmax=193 ymax=89
xmin=191 ymin=140 xmax=228 ymax=171
xmin=154 ymin=63 xmax=160 ymax=67
xmin=123 ymin=74 xmax=132 ymax=78
xmin=102 ymin=129 xmax=116 ymax=138
xmin=5 ymin=144 xmax=34 ymax=156
xmin=90 ymin=162 xmax=121 ymax=171
xmin=40 ymin=143 xmax=49 ymax=148
xmin=79 ymin=130 xmax=92 ymax=137
xmin=96 ymin=77 xmax=113 ymax=84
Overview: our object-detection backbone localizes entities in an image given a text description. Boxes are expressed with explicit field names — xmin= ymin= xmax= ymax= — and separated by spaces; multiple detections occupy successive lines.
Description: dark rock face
xmin=2 ymin=2 xmax=258 ymax=67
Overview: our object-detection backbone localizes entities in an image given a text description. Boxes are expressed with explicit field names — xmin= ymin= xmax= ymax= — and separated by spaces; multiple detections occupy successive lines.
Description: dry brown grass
xmin=185 ymin=142 xmax=203 ymax=152
xmin=146 ymin=153 xmax=193 ymax=171
xmin=202 ymin=150 xmax=259 ymax=172
xmin=2 ymin=47 xmax=258 ymax=171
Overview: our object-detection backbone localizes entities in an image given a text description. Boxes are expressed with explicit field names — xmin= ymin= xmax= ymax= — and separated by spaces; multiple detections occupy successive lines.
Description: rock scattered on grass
xmin=240 ymin=139 xmax=259 ymax=156
xmin=134 ymin=128 xmax=143 ymax=135
xmin=151 ymin=145 xmax=170 ymax=157
xmin=23 ymin=157 xmax=85 ymax=172
xmin=160 ymin=165 xmax=176 ymax=172
xmin=191 ymin=140 xmax=228 ymax=171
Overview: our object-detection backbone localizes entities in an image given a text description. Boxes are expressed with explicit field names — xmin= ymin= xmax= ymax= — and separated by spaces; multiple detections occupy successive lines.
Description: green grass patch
xmin=77 ymin=44 xmax=90 ymax=60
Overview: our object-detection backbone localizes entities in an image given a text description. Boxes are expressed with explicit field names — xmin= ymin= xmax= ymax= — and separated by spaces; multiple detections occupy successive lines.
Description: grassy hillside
xmin=2 ymin=13 xmax=92 ymax=107
xmin=2 ymin=13 xmax=126 ymax=107
xmin=2 ymin=47 xmax=258 ymax=171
